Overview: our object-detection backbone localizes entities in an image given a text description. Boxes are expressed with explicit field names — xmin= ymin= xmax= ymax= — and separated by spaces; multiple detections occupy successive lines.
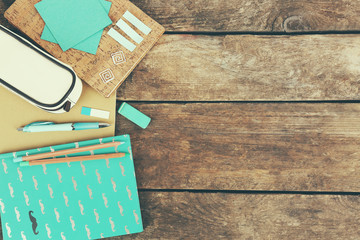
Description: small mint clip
xmin=22 ymin=122 xmax=55 ymax=132
xmin=26 ymin=121 xmax=55 ymax=127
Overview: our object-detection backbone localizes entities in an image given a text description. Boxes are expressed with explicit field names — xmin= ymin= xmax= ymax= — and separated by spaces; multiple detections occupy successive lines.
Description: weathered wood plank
xmin=3 ymin=0 xmax=360 ymax=32
xmin=118 ymin=34 xmax=360 ymax=101
xmin=92 ymin=192 xmax=360 ymax=239
xmin=117 ymin=103 xmax=360 ymax=191
xmin=2 ymin=192 xmax=359 ymax=239
xmin=0 ymin=0 xmax=13 ymax=29
xmin=131 ymin=0 xmax=360 ymax=32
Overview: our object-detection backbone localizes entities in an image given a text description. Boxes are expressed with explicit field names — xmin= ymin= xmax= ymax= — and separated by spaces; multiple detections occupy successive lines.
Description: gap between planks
xmin=116 ymin=102 xmax=360 ymax=192
xmin=138 ymin=189 xmax=360 ymax=196
xmin=5 ymin=0 xmax=360 ymax=32
xmin=98 ymin=192 xmax=360 ymax=239
xmin=117 ymin=34 xmax=360 ymax=101
xmin=129 ymin=0 xmax=360 ymax=33
xmin=1 ymin=192 xmax=360 ymax=239
xmin=1 ymin=11 xmax=360 ymax=102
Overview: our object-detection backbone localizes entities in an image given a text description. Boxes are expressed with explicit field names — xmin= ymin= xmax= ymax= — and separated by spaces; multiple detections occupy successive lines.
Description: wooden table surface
xmin=1 ymin=0 xmax=360 ymax=239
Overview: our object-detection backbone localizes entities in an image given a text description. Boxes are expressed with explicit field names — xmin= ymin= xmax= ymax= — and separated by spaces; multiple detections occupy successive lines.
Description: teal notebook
xmin=0 ymin=135 xmax=143 ymax=240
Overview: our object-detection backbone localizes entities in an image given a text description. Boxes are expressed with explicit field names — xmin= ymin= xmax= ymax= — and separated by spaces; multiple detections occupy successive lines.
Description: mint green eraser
xmin=118 ymin=102 xmax=151 ymax=129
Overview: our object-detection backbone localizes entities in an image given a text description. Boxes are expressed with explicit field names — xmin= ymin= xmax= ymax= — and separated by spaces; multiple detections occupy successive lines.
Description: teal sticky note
xmin=41 ymin=0 xmax=112 ymax=54
xmin=35 ymin=0 xmax=112 ymax=51
xmin=118 ymin=102 xmax=151 ymax=129
xmin=0 ymin=135 xmax=143 ymax=239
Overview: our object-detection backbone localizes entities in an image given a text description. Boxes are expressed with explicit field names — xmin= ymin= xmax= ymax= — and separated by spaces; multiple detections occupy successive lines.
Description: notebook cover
xmin=0 ymin=135 xmax=143 ymax=240
xmin=4 ymin=0 xmax=165 ymax=97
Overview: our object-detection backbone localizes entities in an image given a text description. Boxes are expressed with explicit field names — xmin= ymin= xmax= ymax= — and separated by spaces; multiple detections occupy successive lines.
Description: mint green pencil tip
xmin=13 ymin=157 xmax=23 ymax=163
xmin=19 ymin=161 xmax=30 ymax=167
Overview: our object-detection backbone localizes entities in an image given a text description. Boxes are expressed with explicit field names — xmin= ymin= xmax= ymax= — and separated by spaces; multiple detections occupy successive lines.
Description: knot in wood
xmin=282 ymin=16 xmax=309 ymax=32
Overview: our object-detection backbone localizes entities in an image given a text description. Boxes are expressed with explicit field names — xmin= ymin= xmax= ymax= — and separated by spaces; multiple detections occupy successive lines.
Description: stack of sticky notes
xmin=35 ymin=0 xmax=113 ymax=54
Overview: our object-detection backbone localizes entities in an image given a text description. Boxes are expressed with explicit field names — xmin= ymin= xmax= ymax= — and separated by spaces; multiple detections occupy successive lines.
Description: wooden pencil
xmin=20 ymin=153 xmax=126 ymax=166
xmin=14 ymin=141 xmax=123 ymax=162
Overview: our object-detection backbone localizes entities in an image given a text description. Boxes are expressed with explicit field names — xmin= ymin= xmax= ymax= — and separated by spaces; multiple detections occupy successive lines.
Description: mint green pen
xmin=17 ymin=121 xmax=110 ymax=132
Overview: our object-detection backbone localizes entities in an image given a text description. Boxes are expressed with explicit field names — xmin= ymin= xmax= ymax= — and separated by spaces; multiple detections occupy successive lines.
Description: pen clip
xmin=25 ymin=122 xmax=55 ymax=127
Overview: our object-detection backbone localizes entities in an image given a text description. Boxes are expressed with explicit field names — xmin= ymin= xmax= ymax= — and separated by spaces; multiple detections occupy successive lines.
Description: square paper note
xmin=41 ymin=0 xmax=112 ymax=54
xmin=35 ymin=0 xmax=112 ymax=51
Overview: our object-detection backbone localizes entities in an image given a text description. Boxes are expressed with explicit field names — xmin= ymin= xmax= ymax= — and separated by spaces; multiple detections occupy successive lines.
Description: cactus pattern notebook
xmin=0 ymin=135 xmax=143 ymax=240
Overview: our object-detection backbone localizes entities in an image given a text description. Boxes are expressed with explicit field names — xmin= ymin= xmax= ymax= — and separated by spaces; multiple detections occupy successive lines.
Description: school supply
xmin=81 ymin=107 xmax=110 ymax=119
xmin=14 ymin=141 xmax=123 ymax=162
xmin=18 ymin=122 xmax=111 ymax=132
xmin=0 ymin=83 xmax=116 ymax=154
xmin=118 ymin=102 xmax=151 ymax=129
xmin=0 ymin=25 xmax=83 ymax=113
xmin=35 ymin=0 xmax=112 ymax=53
xmin=41 ymin=0 xmax=112 ymax=54
xmin=0 ymin=135 xmax=143 ymax=239
xmin=5 ymin=0 xmax=165 ymax=97
xmin=20 ymin=153 xmax=126 ymax=166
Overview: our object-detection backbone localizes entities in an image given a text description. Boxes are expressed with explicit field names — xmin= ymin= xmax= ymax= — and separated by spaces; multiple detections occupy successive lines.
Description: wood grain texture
xmin=4 ymin=0 xmax=360 ymax=32
xmin=117 ymin=103 xmax=360 ymax=191
xmin=1 ymin=192 xmax=359 ymax=239
xmin=0 ymin=0 xmax=13 ymax=29
xmin=99 ymin=192 xmax=360 ymax=239
xmin=131 ymin=0 xmax=360 ymax=32
xmin=117 ymin=34 xmax=360 ymax=101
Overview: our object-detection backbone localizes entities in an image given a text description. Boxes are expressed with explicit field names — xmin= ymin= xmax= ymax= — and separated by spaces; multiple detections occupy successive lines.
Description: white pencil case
xmin=0 ymin=25 xmax=83 ymax=113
